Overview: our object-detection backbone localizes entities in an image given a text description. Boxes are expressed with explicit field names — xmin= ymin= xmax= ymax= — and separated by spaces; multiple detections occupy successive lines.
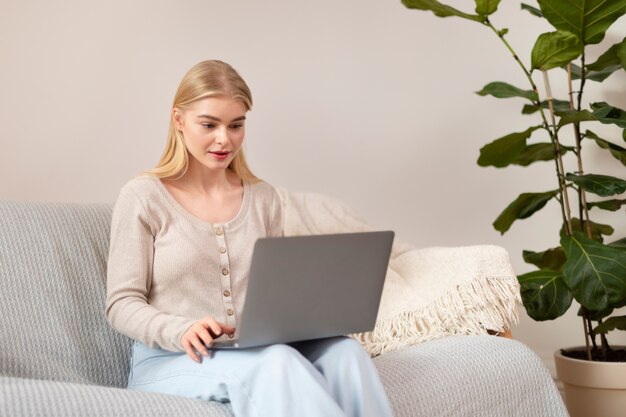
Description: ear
xmin=172 ymin=108 xmax=184 ymax=131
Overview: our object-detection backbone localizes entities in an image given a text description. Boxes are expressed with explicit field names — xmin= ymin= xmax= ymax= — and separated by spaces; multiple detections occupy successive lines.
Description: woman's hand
xmin=181 ymin=316 xmax=236 ymax=363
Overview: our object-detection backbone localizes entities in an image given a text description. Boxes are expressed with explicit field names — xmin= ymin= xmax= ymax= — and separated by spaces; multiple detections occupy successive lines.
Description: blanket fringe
xmin=350 ymin=275 xmax=521 ymax=357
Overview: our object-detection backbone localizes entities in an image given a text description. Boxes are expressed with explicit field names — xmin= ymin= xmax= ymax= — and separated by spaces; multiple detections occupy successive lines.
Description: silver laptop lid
xmin=235 ymin=230 xmax=394 ymax=348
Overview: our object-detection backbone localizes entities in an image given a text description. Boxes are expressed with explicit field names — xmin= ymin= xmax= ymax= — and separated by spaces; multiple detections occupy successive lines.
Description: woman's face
xmin=173 ymin=96 xmax=247 ymax=173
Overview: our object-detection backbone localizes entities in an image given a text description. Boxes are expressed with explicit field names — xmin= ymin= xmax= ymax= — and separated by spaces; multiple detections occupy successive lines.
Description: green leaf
xmin=584 ymin=37 xmax=626 ymax=81
xmin=568 ymin=62 xmax=583 ymax=79
xmin=402 ymin=0 xmax=484 ymax=22
xmin=564 ymin=61 xmax=615 ymax=83
xmin=585 ymin=130 xmax=626 ymax=166
xmin=618 ymin=39 xmax=626 ymax=70
xmin=610 ymin=238 xmax=626 ymax=249
xmin=558 ymin=104 xmax=626 ymax=130
xmin=578 ymin=305 xmax=614 ymax=320
xmin=476 ymin=81 xmax=538 ymax=101
xmin=587 ymin=199 xmax=626 ymax=211
xmin=521 ymin=3 xmax=543 ymax=17
xmin=595 ymin=315 xmax=626 ymax=334
xmin=477 ymin=126 xmax=540 ymax=167
xmin=585 ymin=65 xmax=623 ymax=82
xmin=566 ymin=173 xmax=626 ymax=197
xmin=493 ymin=190 xmax=559 ymax=234
xmin=477 ymin=141 xmax=524 ymax=168
xmin=537 ymin=0 xmax=626 ymax=45
xmin=518 ymin=269 xmax=573 ymax=320
xmin=562 ymin=232 xmax=626 ymax=311
xmin=522 ymin=99 xmax=571 ymax=114
xmin=523 ymin=247 xmax=567 ymax=271
xmin=475 ymin=0 xmax=500 ymax=15
xmin=557 ymin=109 xmax=597 ymax=128
xmin=531 ymin=30 xmax=583 ymax=70
xmin=513 ymin=143 xmax=566 ymax=166
xmin=587 ymin=39 xmax=625 ymax=70
xmin=591 ymin=102 xmax=626 ymax=129
xmin=561 ymin=218 xmax=614 ymax=242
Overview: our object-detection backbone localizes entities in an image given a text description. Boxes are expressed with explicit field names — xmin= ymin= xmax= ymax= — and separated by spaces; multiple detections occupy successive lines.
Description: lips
xmin=209 ymin=151 xmax=230 ymax=160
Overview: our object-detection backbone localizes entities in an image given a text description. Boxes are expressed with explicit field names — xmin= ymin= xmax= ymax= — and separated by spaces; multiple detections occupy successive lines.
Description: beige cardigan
xmin=105 ymin=175 xmax=282 ymax=352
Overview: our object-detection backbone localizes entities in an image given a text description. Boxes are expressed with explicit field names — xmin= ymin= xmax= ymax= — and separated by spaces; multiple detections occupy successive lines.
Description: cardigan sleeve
xmin=268 ymin=184 xmax=284 ymax=238
xmin=104 ymin=183 xmax=196 ymax=352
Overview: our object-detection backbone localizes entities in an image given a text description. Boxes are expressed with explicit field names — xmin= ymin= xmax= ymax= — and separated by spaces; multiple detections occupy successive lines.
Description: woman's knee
xmin=260 ymin=344 xmax=306 ymax=366
xmin=251 ymin=344 xmax=327 ymax=384
xmin=327 ymin=337 xmax=368 ymax=358
xmin=263 ymin=343 xmax=300 ymax=356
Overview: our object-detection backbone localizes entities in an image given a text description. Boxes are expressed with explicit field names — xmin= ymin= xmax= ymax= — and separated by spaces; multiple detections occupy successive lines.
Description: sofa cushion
xmin=1 ymin=336 xmax=568 ymax=417
xmin=374 ymin=335 xmax=567 ymax=417
xmin=0 ymin=376 xmax=232 ymax=417
xmin=0 ymin=201 xmax=131 ymax=387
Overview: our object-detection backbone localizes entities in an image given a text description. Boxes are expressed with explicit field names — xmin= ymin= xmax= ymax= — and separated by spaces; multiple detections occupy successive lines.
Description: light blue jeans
xmin=128 ymin=336 xmax=394 ymax=417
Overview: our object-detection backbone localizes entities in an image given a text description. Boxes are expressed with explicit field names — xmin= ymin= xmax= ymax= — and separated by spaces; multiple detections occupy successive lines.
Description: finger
xmin=182 ymin=338 xmax=201 ymax=363
xmin=195 ymin=327 xmax=215 ymax=350
xmin=203 ymin=317 xmax=223 ymax=338
xmin=219 ymin=323 xmax=236 ymax=334
xmin=190 ymin=336 xmax=209 ymax=358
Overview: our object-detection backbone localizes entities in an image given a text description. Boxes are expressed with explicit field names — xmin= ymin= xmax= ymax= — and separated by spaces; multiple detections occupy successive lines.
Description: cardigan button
xmin=227 ymin=309 xmax=234 ymax=316
xmin=223 ymin=290 xmax=231 ymax=297
xmin=219 ymin=247 xmax=227 ymax=254
xmin=215 ymin=227 xmax=224 ymax=236
xmin=222 ymin=268 xmax=229 ymax=276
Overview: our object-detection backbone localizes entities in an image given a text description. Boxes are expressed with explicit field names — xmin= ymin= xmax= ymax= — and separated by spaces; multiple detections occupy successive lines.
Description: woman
xmin=105 ymin=59 xmax=394 ymax=417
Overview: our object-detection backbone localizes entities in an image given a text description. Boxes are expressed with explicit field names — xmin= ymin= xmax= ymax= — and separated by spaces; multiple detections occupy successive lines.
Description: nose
xmin=215 ymin=126 xmax=230 ymax=145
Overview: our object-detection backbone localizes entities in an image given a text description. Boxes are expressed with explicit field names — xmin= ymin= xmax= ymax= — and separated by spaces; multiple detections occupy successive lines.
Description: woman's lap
xmin=127 ymin=336 xmax=393 ymax=417
xmin=129 ymin=341 xmax=279 ymax=397
xmin=127 ymin=336 xmax=356 ymax=398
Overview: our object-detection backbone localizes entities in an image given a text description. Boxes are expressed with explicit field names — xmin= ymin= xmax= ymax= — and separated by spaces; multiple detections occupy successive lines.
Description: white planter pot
xmin=554 ymin=347 xmax=626 ymax=417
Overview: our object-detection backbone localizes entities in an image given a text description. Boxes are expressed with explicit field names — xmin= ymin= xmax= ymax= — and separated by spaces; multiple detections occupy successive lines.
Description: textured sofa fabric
xmin=0 ymin=200 xmax=568 ymax=417
xmin=0 ymin=376 xmax=233 ymax=417
xmin=1 ymin=336 xmax=565 ymax=417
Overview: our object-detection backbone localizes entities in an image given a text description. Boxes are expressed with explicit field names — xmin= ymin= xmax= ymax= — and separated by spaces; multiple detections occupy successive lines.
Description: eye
xmin=230 ymin=123 xmax=244 ymax=130
xmin=202 ymin=123 xmax=215 ymax=129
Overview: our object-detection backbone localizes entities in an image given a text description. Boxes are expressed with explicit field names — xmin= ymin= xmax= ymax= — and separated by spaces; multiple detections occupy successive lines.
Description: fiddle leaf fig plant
xmin=402 ymin=0 xmax=626 ymax=361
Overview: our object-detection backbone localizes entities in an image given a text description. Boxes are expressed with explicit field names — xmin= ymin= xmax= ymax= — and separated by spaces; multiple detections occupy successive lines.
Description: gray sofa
xmin=0 ymin=200 xmax=568 ymax=416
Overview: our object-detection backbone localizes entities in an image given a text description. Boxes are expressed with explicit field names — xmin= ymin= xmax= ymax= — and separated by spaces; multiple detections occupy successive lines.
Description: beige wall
xmin=2 ymin=0 xmax=625 ymax=375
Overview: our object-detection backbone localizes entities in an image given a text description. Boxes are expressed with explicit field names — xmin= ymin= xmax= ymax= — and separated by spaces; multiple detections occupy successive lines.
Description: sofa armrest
xmin=374 ymin=335 xmax=568 ymax=417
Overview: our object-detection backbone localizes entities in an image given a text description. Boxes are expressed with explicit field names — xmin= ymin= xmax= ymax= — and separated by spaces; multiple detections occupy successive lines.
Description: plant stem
xmin=582 ymin=315 xmax=592 ymax=360
xmin=542 ymin=70 xmax=573 ymax=235
xmin=484 ymin=20 xmax=547 ymax=122
xmin=567 ymin=61 xmax=592 ymax=238
xmin=598 ymin=318 xmax=610 ymax=356
xmin=577 ymin=54 xmax=587 ymax=112
xmin=485 ymin=21 xmax=533 ymax=81
xmin=483 ymin=19 xmax=571 ymax=232
xmin=587 ymin=317 xmax=598 ymax=353
xmin=601 ymin=333 xmax=610 ymax=355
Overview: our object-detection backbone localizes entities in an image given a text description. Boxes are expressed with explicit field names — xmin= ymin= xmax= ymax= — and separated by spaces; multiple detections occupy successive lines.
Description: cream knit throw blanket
xmin=276 ymin=188 xmax=521 ymax=357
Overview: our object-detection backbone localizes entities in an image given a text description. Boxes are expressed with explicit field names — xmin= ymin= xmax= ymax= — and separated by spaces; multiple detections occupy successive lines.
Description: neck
xmin=179 ymin=159 xmax=239 ymax=196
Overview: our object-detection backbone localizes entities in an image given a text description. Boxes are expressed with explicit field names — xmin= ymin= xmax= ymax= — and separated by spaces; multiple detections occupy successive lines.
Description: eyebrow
xmin=197 ymin=114 xmax=246 ymax=122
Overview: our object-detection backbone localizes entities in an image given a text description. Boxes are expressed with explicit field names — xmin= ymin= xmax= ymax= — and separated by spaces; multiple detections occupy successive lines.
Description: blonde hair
xmin=141 ymin=60 xmax=260 ymax=182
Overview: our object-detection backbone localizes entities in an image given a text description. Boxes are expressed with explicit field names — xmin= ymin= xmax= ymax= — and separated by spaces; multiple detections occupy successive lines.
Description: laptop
xmin=211 ymin=230 xmax=394 ymax=349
